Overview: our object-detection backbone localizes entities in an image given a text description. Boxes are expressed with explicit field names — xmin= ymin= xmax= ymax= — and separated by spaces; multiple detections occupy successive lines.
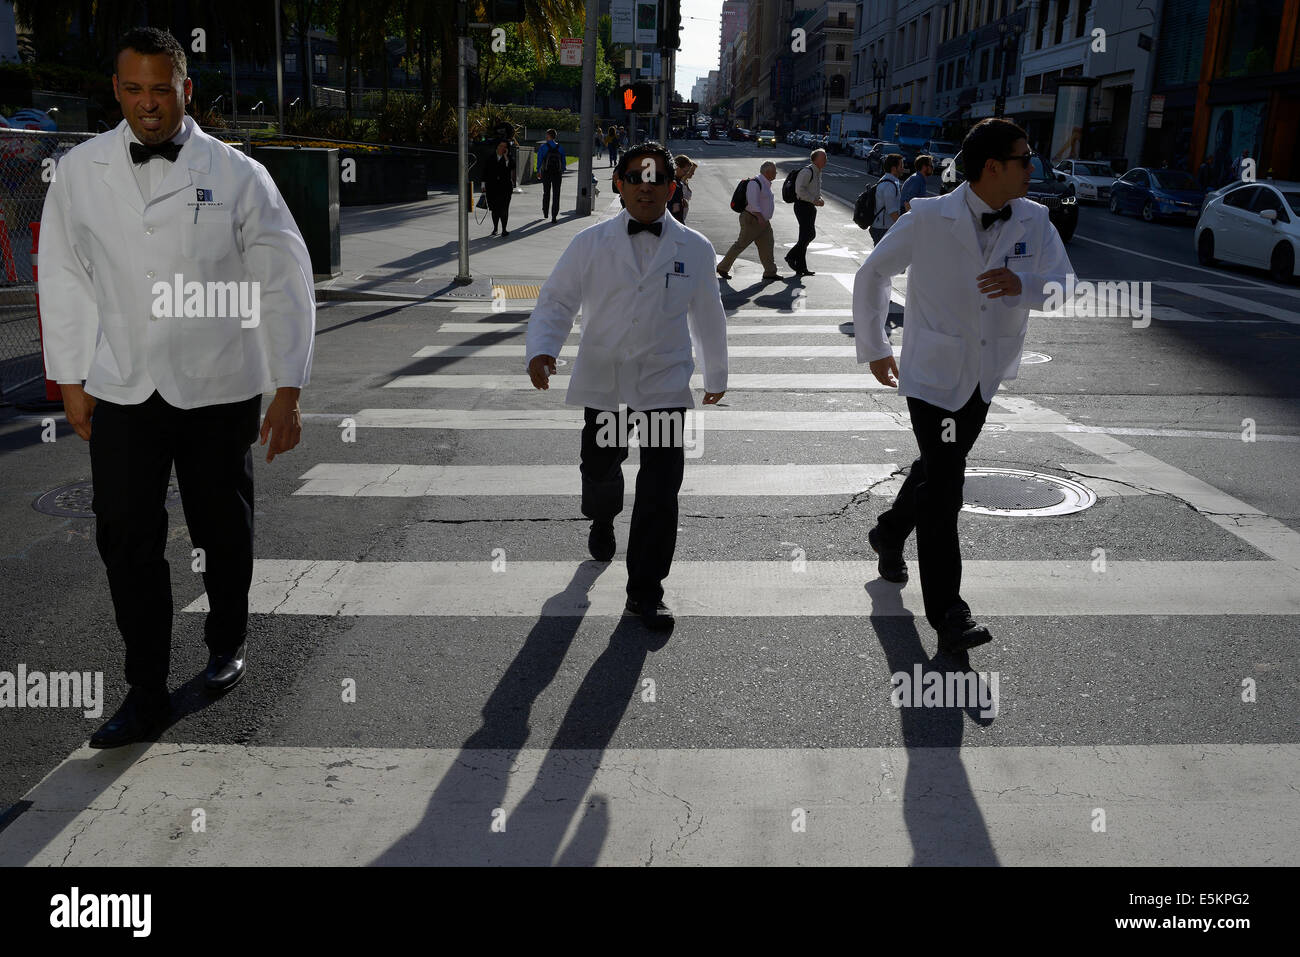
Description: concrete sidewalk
xmin=315 ymin=171 xmax=621 ymax=303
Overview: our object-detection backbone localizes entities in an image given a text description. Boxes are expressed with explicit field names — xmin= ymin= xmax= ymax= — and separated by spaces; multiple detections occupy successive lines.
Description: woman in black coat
xmin=485 ymin=140 xmax=515 ymax=237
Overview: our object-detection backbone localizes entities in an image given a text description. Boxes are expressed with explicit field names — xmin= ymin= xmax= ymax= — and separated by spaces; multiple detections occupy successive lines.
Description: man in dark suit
xmin=485 ymin=139 xmax=515 ymax=237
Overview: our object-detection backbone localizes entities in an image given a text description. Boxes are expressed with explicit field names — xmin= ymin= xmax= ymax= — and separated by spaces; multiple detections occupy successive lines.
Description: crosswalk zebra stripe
xmin=293 ymin=464 xmax=900 ymax=497
xmin=182 ymin=559 xmax=1300 ymax=617
xmin=436 ymin=323 xmax=859 ymax=335
xmin=7 ymin=743 xmax=1295 ymax=865
xmin=385 ymin=374 xmax=890 ymax=390
xmin=412 ymin=345 xmax=864 ymax=358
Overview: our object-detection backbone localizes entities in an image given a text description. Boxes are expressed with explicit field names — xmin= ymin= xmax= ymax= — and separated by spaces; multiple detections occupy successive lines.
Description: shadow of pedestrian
xmin=370 ymin=561 xmax=650 ymax=866
xmin=863 ymin=578 xmax=1000 ymax=866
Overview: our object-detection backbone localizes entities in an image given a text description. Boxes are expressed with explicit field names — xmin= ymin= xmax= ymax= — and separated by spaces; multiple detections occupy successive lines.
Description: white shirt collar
xmin=964 ymin=183 xmax=1003 ymax=217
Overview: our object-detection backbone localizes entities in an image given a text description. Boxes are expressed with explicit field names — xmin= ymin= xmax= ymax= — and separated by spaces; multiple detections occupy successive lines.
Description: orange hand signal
xmin=624 ymin=88 xmax=636 ymax=110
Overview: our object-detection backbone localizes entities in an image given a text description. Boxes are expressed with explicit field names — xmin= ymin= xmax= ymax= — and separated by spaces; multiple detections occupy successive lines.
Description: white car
xmin=852 ymin=138 xmax=882 ymax=159
xmin=1056 ymin=159 xmax=1117 ymax=203
xmin=1195 ymin=180 xmax=1300 ymax=283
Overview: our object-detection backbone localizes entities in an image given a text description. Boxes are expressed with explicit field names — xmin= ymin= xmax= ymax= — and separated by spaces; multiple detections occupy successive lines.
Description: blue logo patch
xmin=196 ymin=188 xmax=214 ymax=202
xmin=1014 ymin=242 xmax=1026 ymax=255
xmin=674 ymin=261 xmax=685 ymax=273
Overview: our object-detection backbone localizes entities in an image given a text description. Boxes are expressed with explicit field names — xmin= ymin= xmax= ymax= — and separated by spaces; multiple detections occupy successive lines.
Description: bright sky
xmin=674 ymin=0 xmax=724 ymax=101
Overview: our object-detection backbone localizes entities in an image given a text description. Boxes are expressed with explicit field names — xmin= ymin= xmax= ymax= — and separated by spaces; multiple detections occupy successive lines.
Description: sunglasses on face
xmin=621 ymin=169 xmax=671 ymax=185
xmin=999 ymin=150 xmax=1037 ymax=168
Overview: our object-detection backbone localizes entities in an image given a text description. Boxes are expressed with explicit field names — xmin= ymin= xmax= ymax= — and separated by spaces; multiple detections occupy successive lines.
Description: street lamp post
xmin=871 ymin=58 xmax=888 ymax=138
xmin=995 ymin=20 xmax=1023 ymax=118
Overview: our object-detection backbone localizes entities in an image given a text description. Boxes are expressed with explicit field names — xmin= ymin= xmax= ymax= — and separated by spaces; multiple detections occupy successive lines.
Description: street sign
xmin=634 ymin=0 xmax=659 ymax=45
xmin=1150 ymin=94 xmax=1165 ymax=113
xmin=560 ymin=38 xmax=582 ymax=66
xmin=1147 ymin=112 xmax=1163 ymax=128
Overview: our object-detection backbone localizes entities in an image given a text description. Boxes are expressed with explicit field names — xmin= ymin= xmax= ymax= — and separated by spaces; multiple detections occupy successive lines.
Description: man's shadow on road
xmin=863 ymin=578 xmax=999 ymax=866
xmin=371 ymin=561 xmax=656 ymax=866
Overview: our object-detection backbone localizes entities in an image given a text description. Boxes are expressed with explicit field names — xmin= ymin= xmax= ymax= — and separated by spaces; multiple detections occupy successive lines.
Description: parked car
xmin=1055 ymin=159 xmax=1117 ymax=203
xmin=1195 ymin=180 xmax=1300 ymax=283
xmin=698 ymin=129 xmax=710 ymax=140
xmin=757 ymin=129 xmax=777 ymax=148
xmin=1109 ymin=167 xmax=1205 ymax=223
xmin=865 ymin=142 xmax=904 ymax=175
xmin=842 ymin=137 xmax=868 ymax=156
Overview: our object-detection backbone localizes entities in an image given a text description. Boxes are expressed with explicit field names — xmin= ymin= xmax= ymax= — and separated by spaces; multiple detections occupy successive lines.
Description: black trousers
xmin=89 ymin=390 xmax=261 ymax=689
xmin=874 ymin=386 xmax=991 ymax=631
xmin=541 ymin=172 xmax=561 ymax=218
xmin=789 ymin=199 xmax=817 ymax=270
xmin=580 ymin=406 xmax=686 ymax=604
xmin=487 ymin=186 xmax=511 ymax=230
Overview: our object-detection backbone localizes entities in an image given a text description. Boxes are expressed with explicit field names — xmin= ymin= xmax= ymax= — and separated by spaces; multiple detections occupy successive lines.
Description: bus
xmin=879 ymin=114 xmax=945 ymax=161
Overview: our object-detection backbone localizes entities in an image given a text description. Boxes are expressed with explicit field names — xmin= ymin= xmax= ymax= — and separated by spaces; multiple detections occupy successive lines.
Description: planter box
xmin=339 ymin=151 xmax=429 ymax=205
xmin=251 ymin=146 xmax=340 ymax=278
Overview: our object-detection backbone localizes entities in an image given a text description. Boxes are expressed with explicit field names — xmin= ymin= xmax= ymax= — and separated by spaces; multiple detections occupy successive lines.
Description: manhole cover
xmin=1020 ymin=352 xmax=1052 ymax=363
xmin=34 ymin=478 xmax=183 ymax=518
xmin=961 ymin=468 xmax=1095 ymax=516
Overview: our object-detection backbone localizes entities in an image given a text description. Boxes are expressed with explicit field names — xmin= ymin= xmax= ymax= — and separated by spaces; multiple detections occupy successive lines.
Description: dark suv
xmin=941 ymin=150 xmax=1078 ymax=242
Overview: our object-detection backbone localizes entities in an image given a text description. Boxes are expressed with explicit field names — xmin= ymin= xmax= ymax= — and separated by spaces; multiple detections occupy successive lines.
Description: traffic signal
xmin=622 ymin=82 xmax=654 ymax=114
xmin=658 ymin=0 xmax=683 ymax=50
xmin=486 ymin=1 xmax=526 ymax=22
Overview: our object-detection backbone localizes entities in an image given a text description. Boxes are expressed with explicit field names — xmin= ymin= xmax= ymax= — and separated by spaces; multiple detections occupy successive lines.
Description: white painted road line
xmin=293 ymin=464 xmax=899 ymax=497
xmin=1159 ymin=282 xmax=1300 ymax=324
xmin=7 ymin=744 xmax=1295 ymax=865
xmin=437 ymin=322 xmax=859 ymax=335
xmin=412 ymin=344 xmax=863 ymax=358
xmin=1072 ymin=234 xmax=1300 ymax=297
xmin=183 ymin=560 xmax=1300 ymax=617
xmin=385 ymin=374 xmax=891 ymax=390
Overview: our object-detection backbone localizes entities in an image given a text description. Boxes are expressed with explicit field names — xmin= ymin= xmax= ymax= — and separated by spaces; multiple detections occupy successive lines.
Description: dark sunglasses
xmin=999 ymin=150 xmax=1037 ymax=168
xmin=620 ymin=169 xmax=671 ymax=185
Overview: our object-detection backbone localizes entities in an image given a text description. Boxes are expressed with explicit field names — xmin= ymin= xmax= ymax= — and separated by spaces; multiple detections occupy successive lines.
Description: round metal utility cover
xmin=962 ymin=468 xmax=1096 ymax=516
xmin=34 ymin=478 xmax=183 ymax=518
xmin=1020 ymin=352 xmax=1052 ymax=364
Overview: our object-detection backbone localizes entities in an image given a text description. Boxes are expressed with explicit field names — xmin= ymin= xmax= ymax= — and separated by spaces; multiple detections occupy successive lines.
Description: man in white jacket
xmin=526 ymin=142 xmax=728 ymax=630
xmin=852 ymin=118 xmax=1073 ymax=654
xmin=38 ymin=28 xmax=315 ymax=746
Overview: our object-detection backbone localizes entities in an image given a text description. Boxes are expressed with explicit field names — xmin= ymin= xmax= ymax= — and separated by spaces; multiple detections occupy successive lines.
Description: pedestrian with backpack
xmin=716 ymin=161 xmax=783 ymax=281
xmin=537 ymin=128 xmax=566 ymax=223
xmin=869 ymin=153 xmax=904 ymax=244
xmin=785 ymin=148 xmax=826 ymax=276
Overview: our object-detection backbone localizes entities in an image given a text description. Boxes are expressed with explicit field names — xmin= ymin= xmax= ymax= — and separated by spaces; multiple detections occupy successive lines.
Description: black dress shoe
xmin=716 ymin=266 xmax=731 ymax=280
xmin=588 ymin=521 xmax=615 ymax=562
xmin=500 ymin=229 xmax=510 ymax=237
xmin=203 ymin=642 xmax=247 ymax=692
xmin=625 ymin=598 xmax=675 ymax=631
xmin=937 ymin=609 xmax=992 ymax=654
xmin=798 ymin=268 xmax=816 ymax=276
xmin=868 ymin=526 xmax=908 ymax=584
xmin=89 ymin=687 xmax=170 ymax=749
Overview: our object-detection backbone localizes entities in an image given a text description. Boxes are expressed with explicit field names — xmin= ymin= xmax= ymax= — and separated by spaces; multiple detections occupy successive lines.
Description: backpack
xmin=781 ymin=164 xmax=811 ymax=203
xmin=853 ymin=184 xmax=876 ymax=229
xmin=543 ymin=144 xmax=562 ymax=176
xmin=730 ymin=177 xmax=756 ymax=213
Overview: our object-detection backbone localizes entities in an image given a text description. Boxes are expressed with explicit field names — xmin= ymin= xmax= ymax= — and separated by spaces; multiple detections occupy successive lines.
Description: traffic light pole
xmin=577 ymin=0 xmax=598 ymax=216
xmin=455 ymin=2 xmax=471 ymax=284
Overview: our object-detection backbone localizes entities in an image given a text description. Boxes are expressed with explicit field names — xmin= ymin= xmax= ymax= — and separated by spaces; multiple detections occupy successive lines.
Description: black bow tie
xmin=627 ymin=219 xmax=662 ymax=237
xmin=981 ymin=205 xmax=1012 ymax=229
xmin=130 ymin=140 xmax=182 ymax=164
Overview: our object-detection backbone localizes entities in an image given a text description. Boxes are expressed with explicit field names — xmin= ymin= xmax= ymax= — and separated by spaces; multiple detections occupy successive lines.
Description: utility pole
xmin=577 ymin=0 xmax=598 ymax=215
xmin=275 ymin=0 xmax=284 ymax=132
xmin=455 ymin=1 xmax=472 ymax=284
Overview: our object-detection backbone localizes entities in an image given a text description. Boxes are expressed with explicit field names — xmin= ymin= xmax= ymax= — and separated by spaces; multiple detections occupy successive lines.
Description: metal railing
xmin=0 ymin=129 xmax=98 ymax=398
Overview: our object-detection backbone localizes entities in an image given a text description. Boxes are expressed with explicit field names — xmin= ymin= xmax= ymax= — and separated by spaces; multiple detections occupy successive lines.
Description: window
xmin=1223 ymin=185 xmax=1259 ymax=208
xmin=1250 ymin=187 xmax=1289 ymax=222
xmin=314 ymin=53 xmax=327 ymax=76
xmin=839 ymin=11 xmax=848 ymax=27
xmin=979 ymin=49 xmax=990 ymax=81
xmin=836 ymin=44 xmax=845 ymax=60
xmin=285 ymin=52 xmax=297 ymax=74
xmin=920 ymin=14 xmax=930 ymax=53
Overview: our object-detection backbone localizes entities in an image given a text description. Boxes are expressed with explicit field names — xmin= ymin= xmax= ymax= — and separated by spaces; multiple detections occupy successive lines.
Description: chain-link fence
xmin=0 ymin=129 xmax=97 ymax=399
